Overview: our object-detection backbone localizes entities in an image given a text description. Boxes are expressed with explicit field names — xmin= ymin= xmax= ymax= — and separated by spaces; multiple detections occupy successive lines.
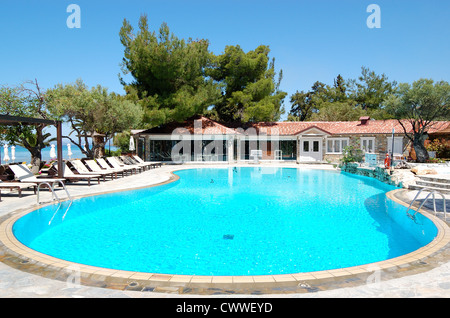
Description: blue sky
xmin=1 ymin=0 xmax=449 ymax=121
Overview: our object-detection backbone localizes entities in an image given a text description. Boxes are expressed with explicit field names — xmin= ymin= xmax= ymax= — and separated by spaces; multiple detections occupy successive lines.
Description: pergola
xmin=0 ymin=115 xmax=64 ymax=178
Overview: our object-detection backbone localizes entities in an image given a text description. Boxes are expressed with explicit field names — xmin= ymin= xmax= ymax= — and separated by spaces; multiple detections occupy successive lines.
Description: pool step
xmin=409 ymin=184 xmax=450 ymax=194
xmin=409 ymin=175 xmax=450 ymax=194
xmin=417 ymin=175 xmax=450 ymax=184
xmin=416 ymin=180 xmax=450 ymax=189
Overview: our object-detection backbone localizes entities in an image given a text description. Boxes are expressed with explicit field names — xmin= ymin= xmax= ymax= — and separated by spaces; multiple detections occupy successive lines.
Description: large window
xmin=279 ymin=140 xmax=297 ymax=160
xmin=137 ymin=137 xmax=146 ymax=160
xmin=150 ymin=139 xmax=228 ymax=162
xmin=326 ymin=138 xmax=349 ymax=154
xmin=150 ymin=140 xmax=177 ymax=161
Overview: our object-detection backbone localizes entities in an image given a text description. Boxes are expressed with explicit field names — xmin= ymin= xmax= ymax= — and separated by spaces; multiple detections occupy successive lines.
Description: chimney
xmin=359 ymin=116 xmax=370 ymax=125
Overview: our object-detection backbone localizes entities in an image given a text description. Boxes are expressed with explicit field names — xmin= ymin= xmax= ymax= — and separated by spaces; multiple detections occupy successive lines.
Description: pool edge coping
xmin=0 ymin=166 xmax=449 ymax=294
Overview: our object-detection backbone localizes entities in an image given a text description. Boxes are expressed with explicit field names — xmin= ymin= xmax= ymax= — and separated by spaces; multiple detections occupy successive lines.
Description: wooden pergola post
xmin=56 ymin=121 xmax=63 ymax=178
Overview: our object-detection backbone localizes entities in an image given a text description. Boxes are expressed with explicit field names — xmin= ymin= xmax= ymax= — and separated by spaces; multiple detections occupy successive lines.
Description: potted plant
xmin=425 ymin=139 xmax=445 ymax=159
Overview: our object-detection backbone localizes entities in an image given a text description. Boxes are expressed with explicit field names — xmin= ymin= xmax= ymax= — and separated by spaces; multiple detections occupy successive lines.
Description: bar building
xmin=134 ymin=116 xmax=450 ymax=164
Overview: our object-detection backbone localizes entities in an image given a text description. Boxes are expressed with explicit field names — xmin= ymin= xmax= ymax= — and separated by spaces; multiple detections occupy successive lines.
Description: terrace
xmin=0 ymin=162 xmax=448 ymax=297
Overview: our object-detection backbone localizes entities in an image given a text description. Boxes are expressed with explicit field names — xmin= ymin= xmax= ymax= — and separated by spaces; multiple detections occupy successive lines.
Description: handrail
xmin=37 ymin=180 xmax=73 ymax=204
xmin=55 ymin=180 xmax=73 ymax=221
xmin=37 ymin=182 xmax=60 ymax=204
xmin=56 ymin=180 xmax=73 ymax=202
xmin=62 ymin=200 xmax=73 ymax=221
xmin=406 ymin=188 xmax=447 ymax=222
xmin=37 ymin=180 xmax=73 ymax=225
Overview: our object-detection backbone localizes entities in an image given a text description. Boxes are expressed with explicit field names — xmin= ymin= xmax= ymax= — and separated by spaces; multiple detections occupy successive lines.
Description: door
xmin=300 ymin=138 xmax=322 ymax=162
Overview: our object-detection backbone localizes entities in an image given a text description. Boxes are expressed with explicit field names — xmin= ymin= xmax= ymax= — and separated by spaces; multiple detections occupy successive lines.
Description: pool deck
xmin=0 ymin=163 xmax=449 ymax=298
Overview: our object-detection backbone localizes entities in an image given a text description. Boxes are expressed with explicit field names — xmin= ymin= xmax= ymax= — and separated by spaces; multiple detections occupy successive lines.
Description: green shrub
xmin=105 ymin=148 xmax=122 ymax=157
xmin=341 ymin=144 xmax=364 ymax=164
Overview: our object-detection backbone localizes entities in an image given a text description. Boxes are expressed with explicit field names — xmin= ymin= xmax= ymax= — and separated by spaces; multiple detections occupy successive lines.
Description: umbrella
xmin=11 ymin=146 xmax=15 ymax=162
xmin=3 ymin=145 xmax=10 ymax=163
xmin=129 ymin=136 xmax=135 ymax=152
xmin=67 ymin=144 xmax=73 ymax=160
xmin=50 ymin=144 xmax=56 ymax=159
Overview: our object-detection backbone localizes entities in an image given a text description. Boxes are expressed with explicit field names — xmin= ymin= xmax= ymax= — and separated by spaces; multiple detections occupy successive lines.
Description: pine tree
xmin=208 ymin=45 xmax=287 ymax=124
xmin=119 ymin=15 xmax=221 ymax=126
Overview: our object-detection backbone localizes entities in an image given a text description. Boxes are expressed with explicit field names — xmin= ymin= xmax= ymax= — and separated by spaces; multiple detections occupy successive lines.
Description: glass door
xmin=299 ymin=138 xmax=322 ymax=162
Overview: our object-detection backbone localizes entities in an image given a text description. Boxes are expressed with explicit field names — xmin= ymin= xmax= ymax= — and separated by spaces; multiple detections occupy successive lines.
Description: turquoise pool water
xmin=13 ymin=167 xmax=438 ymax=276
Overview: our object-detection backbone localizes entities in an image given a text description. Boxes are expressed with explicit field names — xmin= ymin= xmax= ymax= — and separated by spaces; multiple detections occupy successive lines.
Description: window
xmin=279 ymin=140 xmax=297 ymax=160
xmin=387 ymin=137 xmax=404 ymax=155
xmin=303 ymin=141 xmax=309 ymax=152
xmin=326 ymin=138 xmax=349 ymax=154
xmin=313 ymin=141 xmax=319 ymax=152
xmin=361 ymin=137 xmax=375 ymax=153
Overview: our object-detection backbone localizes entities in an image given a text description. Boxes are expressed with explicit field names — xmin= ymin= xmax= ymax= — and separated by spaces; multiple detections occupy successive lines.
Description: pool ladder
xmin=406 ymin=188 xmax=447 ymax=222
xmin=37 ymin=181 xmax=73 ymax=224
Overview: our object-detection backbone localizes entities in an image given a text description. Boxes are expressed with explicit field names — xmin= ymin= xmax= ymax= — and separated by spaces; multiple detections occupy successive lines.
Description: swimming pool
xmin=13 ymin=167 xmax=438 ymax=276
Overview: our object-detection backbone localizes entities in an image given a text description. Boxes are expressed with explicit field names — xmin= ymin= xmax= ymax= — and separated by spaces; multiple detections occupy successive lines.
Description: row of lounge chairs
xmin=0 ymin=164 xmax=66 ymax=200
xmin=0 ymin=155 xmax=162 ymax=200
xmin=55 ymin=156 xmax=159 ymax=184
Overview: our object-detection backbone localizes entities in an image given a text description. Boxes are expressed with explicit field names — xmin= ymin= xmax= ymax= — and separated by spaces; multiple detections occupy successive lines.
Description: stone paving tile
xmin=0 ymin=164 xmax=449 ymax=298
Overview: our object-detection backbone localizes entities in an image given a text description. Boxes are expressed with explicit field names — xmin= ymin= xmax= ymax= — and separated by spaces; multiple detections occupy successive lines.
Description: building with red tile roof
xmin=136 ymin=116 xmax=449 ymax=164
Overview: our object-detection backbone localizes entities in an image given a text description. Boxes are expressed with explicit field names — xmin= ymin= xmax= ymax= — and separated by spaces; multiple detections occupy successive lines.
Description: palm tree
xmin=14 ymin=128 xmax=56 ymax=173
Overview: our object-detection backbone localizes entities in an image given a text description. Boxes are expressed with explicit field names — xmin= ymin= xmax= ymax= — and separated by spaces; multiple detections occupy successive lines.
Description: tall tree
xmin=333 ymin=74 xmax=347 ymax=101
xmin=209 ymin=45 xmax=287 ymax=124
xmin=310 ymin=100 xmax=364 ymax=121
xmin=288 ymin=91 xmax=314 ymax=122
xmin=46 ymin=80 xmax=143 ymax=159
xmin=288 ymin=81 xmax=326 ymax=121
xmin=119 ymin=15 xmax=220 ymax=127
xmin=0 ymin=80 xmax=56 ymax=173
xmin=384 ymin=79 xmax=450 ymax=162
xmin=310 ymin=76 xmax=365 ymax=121
xmin=348 ymin=66 xmax=397 ymax=111
xmin=289 ymin=71 xmax=396 ymax=121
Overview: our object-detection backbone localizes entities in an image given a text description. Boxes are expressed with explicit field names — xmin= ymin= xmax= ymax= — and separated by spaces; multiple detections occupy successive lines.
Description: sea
xmin=0 ymin=144 xmax=118 ymax=164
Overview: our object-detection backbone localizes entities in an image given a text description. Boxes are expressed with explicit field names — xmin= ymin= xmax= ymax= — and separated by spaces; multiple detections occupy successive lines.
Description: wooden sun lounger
xmin=70 ymin=160 xmax=114 ymax=181
xmin=118 ymin=156 xmax=145 ymax=172
xmin=97 ymin=158 xmax=133 ymax=176
xmin=106 ymin=157 xmax=138 ymax=174
xmin=8 ymin=164 xmax=65 ymax=186
xmin=0 ymin=180 xmax=37 ymax=199
xmin=51 ymin=163 xmax=101 ymax=186
xmin=127 ymin=155 xmax=152 ymax=170
xmin=84 ymin=160 xmax=121 ymax=179
xmin=133 ymin=155 xmax=162 ymax=169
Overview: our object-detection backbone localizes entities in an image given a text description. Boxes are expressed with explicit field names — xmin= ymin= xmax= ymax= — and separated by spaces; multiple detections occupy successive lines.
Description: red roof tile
xmin=140 ymin=117 xmax=450 ymax=136
xmin=141 ymin=116 xmax=238 ymax=135
xmin=250 ymin=120 xmax=450 ymax=136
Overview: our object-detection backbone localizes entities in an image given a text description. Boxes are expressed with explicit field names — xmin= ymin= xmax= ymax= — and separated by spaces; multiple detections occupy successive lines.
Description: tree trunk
xmin=93 ymin=135 xmax=106 ymax=159
xmin=413 ymin=133 xmax=429 ymax=163
xmin=29 ymin=149 xmax=42 ymax=174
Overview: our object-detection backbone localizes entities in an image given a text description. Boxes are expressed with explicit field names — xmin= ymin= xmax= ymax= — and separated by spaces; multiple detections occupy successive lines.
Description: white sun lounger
xmin=128 ymin=155 xmax=152 ymax=170
xmin=84 ymin=160 xmax=121 ymax=179
xmin=9 ymin=164 xmax=65 ymax=185
xmin=97 ymin=158 xmax=133 ymax=176
xmin=51 ymin=163 xmax=101 ymax=186
xmin=119 ymin=156 xmax=145 ymax=172
xmin=106 ymin=157 xmax=138 ymax=174
xmin=0 ymin=180 xmax=37 ymax=199
xmin=70 ymin=160 xmax=114 ymax=181
xmin=133 ymin=155 xmax=162 ymax=168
